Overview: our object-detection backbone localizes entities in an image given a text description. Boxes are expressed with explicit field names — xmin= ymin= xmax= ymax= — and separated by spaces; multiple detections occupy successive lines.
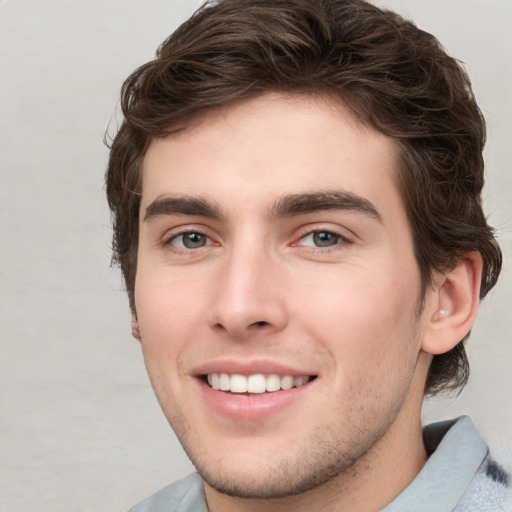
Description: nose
xmin=209 ymin=242 xmax=288 ymax=339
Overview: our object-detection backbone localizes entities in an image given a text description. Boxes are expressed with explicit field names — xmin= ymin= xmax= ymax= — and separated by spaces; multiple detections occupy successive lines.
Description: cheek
xmin=300 ymin=271 xmax=422 ymax=422
xmin=135 ymin=267 xmax=204 ymax=339
xmin=133 ymin=275 xmax=202 ymax=395
xmin=296 ymin=264 xmax=422 ymax=373
xmin=134 ymin=276 xmax=193 ymax=405
xmin=304 ymin=264 xmax=418 ymax=326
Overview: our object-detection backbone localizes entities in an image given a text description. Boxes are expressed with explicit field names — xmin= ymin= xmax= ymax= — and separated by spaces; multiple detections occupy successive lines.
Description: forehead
xmin=141 ymin=93 xmax=403 ymax=219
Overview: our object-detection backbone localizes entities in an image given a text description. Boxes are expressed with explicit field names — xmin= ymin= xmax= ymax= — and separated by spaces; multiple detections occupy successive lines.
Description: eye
xmin=299 ymin=230 xmax=343 ymax=248
xmin=170 ymin=232 xmax=210 ymax=249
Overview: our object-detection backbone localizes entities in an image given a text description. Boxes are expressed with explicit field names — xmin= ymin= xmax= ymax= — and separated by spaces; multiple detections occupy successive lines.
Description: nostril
xmin=253 ymin=321 xmax=268 ymax=327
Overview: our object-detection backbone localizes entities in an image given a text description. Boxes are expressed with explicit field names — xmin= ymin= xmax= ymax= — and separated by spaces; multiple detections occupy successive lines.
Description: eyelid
xmin=162 ymin=224 xmax=219 ymax=249
xmin=291 ymin=223 xmax=355 ymax=247
xmin=169 ymin=232 xmax=213 ymax=249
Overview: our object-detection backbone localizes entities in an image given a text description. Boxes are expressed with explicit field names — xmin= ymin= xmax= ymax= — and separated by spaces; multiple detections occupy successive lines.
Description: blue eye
xmin=171 ymin=232 xmax=209 ymax=249
xmin=300 ymin=231 xmax=342 ymax=248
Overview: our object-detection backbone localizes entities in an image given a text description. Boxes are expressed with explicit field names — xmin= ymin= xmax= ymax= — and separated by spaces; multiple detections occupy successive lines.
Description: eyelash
xmin=163 ymin=225 xmax=352 ymax=255
xmin=293 ymin=227 xmax=352 ymax=252
xmin=164 ymin=227 xmax=216 ymax=252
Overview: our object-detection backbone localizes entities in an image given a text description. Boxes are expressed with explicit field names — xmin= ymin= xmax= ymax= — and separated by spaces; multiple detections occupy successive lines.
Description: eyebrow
xmin=144 ymin=196 xmax=222 ymax=222
xmin=270 ymin=191 xmax=382 ymax=222
xmin=143 ymin=190 xmax=382 ymax=223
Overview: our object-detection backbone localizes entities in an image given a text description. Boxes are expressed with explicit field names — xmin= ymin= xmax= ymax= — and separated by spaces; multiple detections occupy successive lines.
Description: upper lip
xmin=192 ymin=359 xmax=318 ymax=377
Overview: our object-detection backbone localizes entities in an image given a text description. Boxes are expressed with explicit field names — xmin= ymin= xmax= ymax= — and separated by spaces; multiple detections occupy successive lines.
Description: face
xmin=135 ymin=94 xmax=431 ymax=499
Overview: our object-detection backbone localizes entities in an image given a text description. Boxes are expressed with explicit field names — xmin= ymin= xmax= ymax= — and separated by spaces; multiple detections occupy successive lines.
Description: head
xmin=106 ymin=2 xmax=504 ymax=503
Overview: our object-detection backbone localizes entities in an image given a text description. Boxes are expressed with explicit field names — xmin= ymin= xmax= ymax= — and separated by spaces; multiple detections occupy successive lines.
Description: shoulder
xmin=127 ymin=473 xmax=207 ymax=512
xmin=426 ymin=416 xmax=512 ymax=512
xmin=383 ymin=416 xmax=511 ymax=512
xmin=454 ymin=454 xmax=512 ymax=512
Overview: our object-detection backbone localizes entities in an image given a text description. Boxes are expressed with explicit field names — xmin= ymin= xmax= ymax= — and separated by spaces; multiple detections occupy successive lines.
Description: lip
xmin=192 ymin=359 xmax=318 ymax=422
xmin=197 ymin=377 xmax=315 ymax=422
xmin=193 ymin=358 xmax=317 ymax=377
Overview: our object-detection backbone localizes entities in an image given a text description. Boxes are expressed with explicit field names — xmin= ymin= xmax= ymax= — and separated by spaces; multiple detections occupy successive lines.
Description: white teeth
xmin=230 ymin=374 xmax=247 ymax=393
xmin=247 ymin=374 xmax=266 ymax=393
xmin=210 ymin=373 xmax=220 ymax=390
xmin=280 ymin=375 xmax=293 ymax=390
xmin=293 ymin=376 xmax=308 ymax=387
xmin=219 ymin=373 xmax=230 ymax=391
xmin=206 ymin=373 xmax=311 ymax=393
xmin=266 ymin=374 xmax=281 ymax=392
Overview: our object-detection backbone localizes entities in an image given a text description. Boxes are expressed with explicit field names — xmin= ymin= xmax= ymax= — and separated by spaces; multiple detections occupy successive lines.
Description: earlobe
xmin=421 ymin=252 xmax=483 ymax=356
xmin=131 ymin=314 xmax=141 ymax=342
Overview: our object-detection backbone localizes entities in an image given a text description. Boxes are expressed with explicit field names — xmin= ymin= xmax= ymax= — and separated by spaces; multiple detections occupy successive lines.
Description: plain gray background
xmin=1 ymin=1 xmax=511 ymax=510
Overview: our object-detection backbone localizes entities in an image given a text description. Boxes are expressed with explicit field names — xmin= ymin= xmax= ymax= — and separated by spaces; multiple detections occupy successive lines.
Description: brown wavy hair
xmin=105 ymin=0 xmax=501 ymax=395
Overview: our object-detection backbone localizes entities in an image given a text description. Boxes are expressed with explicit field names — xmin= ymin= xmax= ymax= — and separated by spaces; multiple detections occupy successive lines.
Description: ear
xmin=131 ymin=314 xmax=141 ymax=342
xmin=421 ymin=252 xmax=483 ymax=355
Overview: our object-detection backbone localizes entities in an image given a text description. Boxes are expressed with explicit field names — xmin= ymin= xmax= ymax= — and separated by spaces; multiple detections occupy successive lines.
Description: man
xmin=105 ymin=0 xmax=510 ymax=510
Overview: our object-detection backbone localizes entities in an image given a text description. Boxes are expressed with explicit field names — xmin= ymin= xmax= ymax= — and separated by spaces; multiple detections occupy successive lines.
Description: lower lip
xmin=198 ymin=379 xmax=313 ymax=422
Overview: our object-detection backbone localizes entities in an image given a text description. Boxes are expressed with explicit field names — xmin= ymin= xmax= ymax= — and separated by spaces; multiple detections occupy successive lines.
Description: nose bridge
xmin=211 ymin=231 xmax=286 ymax=336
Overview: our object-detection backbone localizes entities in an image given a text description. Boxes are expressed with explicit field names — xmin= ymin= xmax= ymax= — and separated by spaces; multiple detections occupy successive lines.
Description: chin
xmin=199 ymin=466 xmax=340 ymax=499
xmin=187 ymin=440 xmax=366 ymax=500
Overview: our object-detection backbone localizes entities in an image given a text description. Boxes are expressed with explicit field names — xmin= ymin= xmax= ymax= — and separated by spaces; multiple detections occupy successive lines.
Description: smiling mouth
xmin=204 ymin=373 xmax=316 ymax=394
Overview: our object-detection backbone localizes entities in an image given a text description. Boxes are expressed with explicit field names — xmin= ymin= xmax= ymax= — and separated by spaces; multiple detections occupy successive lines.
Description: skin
xmin=134 ymin=93 xmax=479 ymax=512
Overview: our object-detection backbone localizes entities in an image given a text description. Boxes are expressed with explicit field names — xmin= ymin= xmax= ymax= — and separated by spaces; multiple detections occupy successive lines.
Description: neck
xmin=204 ymin=361 xmax=430 ymax=512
